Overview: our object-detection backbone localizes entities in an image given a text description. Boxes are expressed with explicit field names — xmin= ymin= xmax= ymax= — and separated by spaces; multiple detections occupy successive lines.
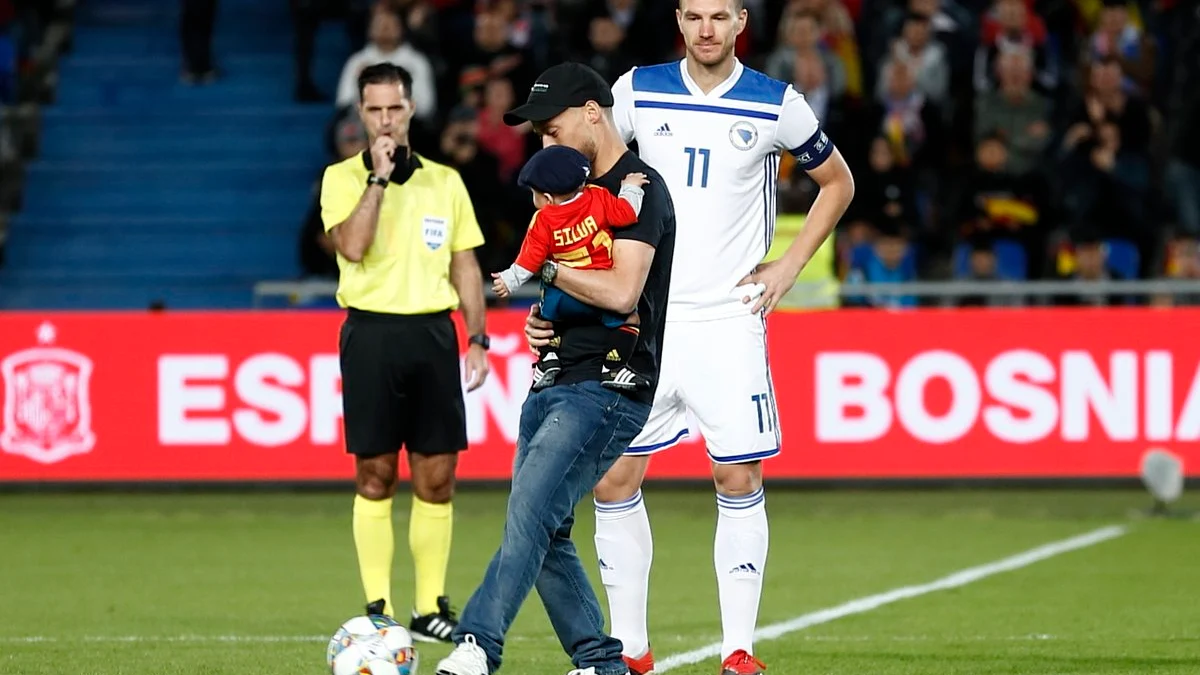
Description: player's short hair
xmin=679 ymin=0 xmax=745 ymax=11
xmin=358 ymin=62 xmax=414 ymax=101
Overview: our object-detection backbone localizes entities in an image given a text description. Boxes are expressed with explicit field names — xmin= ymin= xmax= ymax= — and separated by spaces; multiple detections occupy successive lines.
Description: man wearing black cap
xmin=492 ymin=144 xmax=652 ymax=391
xmin=520 ymin=7 xmax=856 ymax=673
xmin=435 ymin=62 xmax=676 ymax=675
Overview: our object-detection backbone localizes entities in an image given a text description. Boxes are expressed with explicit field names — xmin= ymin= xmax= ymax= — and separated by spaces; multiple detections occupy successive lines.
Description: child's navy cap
xmin=518 ymin=145 xmax=591 ymax=195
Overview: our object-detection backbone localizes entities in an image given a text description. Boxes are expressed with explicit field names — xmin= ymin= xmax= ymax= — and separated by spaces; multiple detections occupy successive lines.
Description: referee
xmin=320 ymin=63 xmax=489 ymax=643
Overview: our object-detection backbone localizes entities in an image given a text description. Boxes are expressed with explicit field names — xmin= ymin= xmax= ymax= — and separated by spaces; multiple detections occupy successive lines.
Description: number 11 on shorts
xmin=751 ymin=393 xmax=773 ymax=434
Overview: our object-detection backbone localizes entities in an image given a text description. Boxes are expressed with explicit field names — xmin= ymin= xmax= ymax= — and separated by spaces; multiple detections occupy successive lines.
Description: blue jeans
xmin=453 ymin=381 xmax=651 ymax=675
xmin=541 ymin=284 xmax=629 ymax=329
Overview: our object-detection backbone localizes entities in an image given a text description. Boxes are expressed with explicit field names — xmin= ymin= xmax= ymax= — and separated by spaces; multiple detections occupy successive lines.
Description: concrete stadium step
xmin=0 ymin=0 xmax=351 ymax=309
xmin=0 ymin=283 xmax=259 ymax=310
xmin=58 ymin=54 xmax=344 ymax=84
xmin=36 ymin=135 xmax=329 ymax=160
xmin=23 ymin=161 xmax=319 ymax=188
xmin=69 ymin=23 xmax=351 ymax=58
xmin=39 ymin=106 xmax=333 ymax=130
xmin=5 ymin=229 xmax=295 ymax=261
xmin=10 ymin=214 xmax=306 ymax=234
xmin=53 ymin=79 xmax=338 ymax=107
xmin=74 ymin=0 xmax=279 ymax=22
xmin=19 ymin=187 xmax=309 ymax=215
xmin=0 ymin=261 xmax=297 ymax=282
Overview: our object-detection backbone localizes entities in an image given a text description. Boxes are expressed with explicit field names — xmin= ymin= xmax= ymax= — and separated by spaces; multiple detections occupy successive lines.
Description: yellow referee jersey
xmin=320 ymin=153 xmax=484 ymax=314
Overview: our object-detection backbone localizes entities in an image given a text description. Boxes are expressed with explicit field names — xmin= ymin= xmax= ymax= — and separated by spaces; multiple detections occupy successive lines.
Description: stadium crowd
xmin=294 ymin=0 xmax=1200 ymax=307
xmin=9 ymin=0 xmax=1197 ymax=304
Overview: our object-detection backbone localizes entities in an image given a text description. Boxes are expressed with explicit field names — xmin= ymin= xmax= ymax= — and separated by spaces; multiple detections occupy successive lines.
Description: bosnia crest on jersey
xmin=728 ymin=121 xmax=759 ymax=151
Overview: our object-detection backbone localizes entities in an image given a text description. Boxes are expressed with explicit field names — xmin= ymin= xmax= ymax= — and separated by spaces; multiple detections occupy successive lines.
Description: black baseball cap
xmin=503 ymin=62 xmax=614 ymax=127
xmin=518 ymin=145 xmax=591 ymax=195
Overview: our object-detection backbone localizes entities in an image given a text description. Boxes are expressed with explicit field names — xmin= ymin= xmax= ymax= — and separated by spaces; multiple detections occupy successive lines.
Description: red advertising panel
xmin=0 ymin=308 xmax=1197 ymax=482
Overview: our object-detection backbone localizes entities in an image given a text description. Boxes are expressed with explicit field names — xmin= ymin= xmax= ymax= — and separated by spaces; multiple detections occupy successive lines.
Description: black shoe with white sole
xmin=531 ymin=351 xmax=561 ymax=391
xmin=600 ymin=365 xmax=650 ymax=391
xmin=409 ymin=595 xmax=458 ymax=643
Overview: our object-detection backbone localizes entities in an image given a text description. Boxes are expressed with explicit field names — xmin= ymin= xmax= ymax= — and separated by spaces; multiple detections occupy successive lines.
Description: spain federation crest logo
xmin=0 ymin=322 xmax=96 ymax=464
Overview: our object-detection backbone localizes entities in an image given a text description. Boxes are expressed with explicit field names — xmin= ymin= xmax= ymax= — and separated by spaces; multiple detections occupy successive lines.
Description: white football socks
xmin=714 ymin=487 xmax=768 ymax=660
xmin=594 ymin=490 xmax=653 ymax=659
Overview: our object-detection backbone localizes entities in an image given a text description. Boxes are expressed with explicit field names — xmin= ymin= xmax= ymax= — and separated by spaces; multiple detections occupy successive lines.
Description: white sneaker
xmin=435 ymin=634 xmax=489 ymax=675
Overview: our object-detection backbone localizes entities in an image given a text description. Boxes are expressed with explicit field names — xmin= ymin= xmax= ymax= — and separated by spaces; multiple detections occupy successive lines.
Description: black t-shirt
xmin=551 ymin=151 xmax=676 ymax=406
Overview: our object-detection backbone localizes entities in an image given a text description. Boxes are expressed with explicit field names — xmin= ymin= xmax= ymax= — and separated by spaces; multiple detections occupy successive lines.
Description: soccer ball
xmin=326 ymin=614 xmax=419 ymax=675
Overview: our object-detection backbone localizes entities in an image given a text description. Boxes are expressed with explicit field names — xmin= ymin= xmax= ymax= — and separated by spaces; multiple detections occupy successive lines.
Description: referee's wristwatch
xmin=468 ymin=334 xmax=490 ymax=351
xmin=540 ymin=260 xmax=559 ymax=285
xmin=366 ymin=174 xmax=389 ymax=189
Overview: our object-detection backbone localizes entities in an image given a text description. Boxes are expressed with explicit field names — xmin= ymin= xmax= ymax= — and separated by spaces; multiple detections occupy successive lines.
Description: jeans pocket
xmin=569 ymin=381 xmax=621 ymax=415
xmin=594 ymin=399 xmax=652 ymax=479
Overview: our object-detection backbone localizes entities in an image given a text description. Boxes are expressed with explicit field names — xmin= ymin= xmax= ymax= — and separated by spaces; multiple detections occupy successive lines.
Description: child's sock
xmin=603 ymin=323 xmax=640 ymax=372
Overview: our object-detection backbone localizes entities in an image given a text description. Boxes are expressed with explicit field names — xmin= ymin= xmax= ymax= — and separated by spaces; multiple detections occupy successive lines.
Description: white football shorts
xmin=627 ymin=312 xmax=781 ymax=463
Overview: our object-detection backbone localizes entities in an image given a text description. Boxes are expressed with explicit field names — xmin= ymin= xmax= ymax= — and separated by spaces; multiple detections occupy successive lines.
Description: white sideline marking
xmin=1 ymin=634 xmax=558 ymax=645
xmin=4 ymin=526 xmax=1126 ymax=658
xmin=657 ymin=525 xmax=1128 ymax=672
xmin=3 ymin=635 xmax=328 ymax=644
xmin=0 ymin=633 xmax=1062 ymax=645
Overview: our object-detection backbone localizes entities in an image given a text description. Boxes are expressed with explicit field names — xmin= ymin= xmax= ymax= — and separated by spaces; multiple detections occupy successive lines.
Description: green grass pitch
xmin=2 ymin=488 xmax=1198 ymax=674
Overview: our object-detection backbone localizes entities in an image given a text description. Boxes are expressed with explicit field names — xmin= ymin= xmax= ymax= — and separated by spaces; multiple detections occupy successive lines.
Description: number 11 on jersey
xmin=684 ymin=147 xmax=710 ymax=188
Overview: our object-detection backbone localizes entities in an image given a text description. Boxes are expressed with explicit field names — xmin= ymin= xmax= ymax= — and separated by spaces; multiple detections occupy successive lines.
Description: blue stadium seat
xmin=952 ymin=238 xmax=1027 ymax=280
xmin=0 ymin=0 xmax=350 ymax=309
xmin=0 ymin=33 xmax=15 ymax=104
xmin=1104 ymin=239 xmax=1140 ymax=279
xmin=952 ymin=243 xmax=970 ymax=278
xmin=993 ymin=239 xmax=1028 ymax=280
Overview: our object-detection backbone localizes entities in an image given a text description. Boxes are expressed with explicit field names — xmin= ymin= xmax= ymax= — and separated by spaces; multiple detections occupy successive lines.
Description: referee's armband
xmin=788 ymin=129 xmax=834 ymax=171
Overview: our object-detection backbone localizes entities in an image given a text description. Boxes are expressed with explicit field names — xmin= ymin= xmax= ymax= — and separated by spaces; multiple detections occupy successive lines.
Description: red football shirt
xmin=514 ymin=185 xmax=639 ymax=272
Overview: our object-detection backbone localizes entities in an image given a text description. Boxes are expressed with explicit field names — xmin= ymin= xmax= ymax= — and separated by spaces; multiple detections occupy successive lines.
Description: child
xmin=491 ymin=145 xmax=648 ymax=391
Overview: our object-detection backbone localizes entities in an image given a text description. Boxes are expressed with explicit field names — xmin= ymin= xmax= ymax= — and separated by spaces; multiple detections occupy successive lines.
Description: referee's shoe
xmin=365 ymin=596 xmax=459 ymax=643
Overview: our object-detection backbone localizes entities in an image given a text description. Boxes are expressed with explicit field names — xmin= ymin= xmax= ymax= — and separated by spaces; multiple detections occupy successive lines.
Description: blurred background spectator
xmin=0 ymin=0 xmax=14 ymax=104
xmin=299 ymin=114 xmax=368 ymax=280
xmin=844 ymin=217 xmax=919 ymax=309
xmin=180 ymin=0 xmax=218 ymax=84
xmin=214 ymin=0 xmax=1200 ymax=303
xmin=973 ymin=45 xmax=1052 ymax=176
xmin=5 ymin=0 xmax=1200 ymax=310
xmin=290 ymin=0 xmax=373 ymax=101
xmin=954 ymin=132 xmax=1050 ymax=275
xmin=974 ymin=0 xmax=1059 ymax=96
xmin=335 ymin=4 xmax=437 ymax=121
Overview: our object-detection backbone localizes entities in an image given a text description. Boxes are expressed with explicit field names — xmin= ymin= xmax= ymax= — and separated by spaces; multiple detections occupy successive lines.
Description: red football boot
xmin=719 ymin=650 xmax=766 ymax=675
xmin=623 ymin=648 xmax=655 ymax=675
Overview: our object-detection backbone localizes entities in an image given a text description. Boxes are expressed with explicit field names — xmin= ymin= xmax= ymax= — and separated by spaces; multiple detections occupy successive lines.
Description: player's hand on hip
xmin=739 ymin=259 xmax=801 ymax=315
xmin=370 ymin=136 xmax=397 ymax=179
xmin=524 ymin=303 xmax=555 ymax=354
xmin=464 ymin=344 xmax=490 ymax=392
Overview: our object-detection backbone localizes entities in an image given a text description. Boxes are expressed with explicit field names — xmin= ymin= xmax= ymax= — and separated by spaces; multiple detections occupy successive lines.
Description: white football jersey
xmin=612 ymin=59 xmax=833 ymax=321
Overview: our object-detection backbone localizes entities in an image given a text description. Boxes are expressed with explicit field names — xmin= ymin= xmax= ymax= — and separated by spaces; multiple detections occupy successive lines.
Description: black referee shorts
xmin=338 ymin=308 xmax=467 ymax=458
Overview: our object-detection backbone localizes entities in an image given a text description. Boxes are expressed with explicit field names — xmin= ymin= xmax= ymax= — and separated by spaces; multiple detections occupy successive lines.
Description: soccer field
xmin=2 ymin=488 xmax=1198 ymax=675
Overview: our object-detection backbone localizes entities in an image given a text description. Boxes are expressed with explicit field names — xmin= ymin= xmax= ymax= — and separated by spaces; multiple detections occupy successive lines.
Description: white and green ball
xmin=327 ymin=614 xmax=418 ymax=675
